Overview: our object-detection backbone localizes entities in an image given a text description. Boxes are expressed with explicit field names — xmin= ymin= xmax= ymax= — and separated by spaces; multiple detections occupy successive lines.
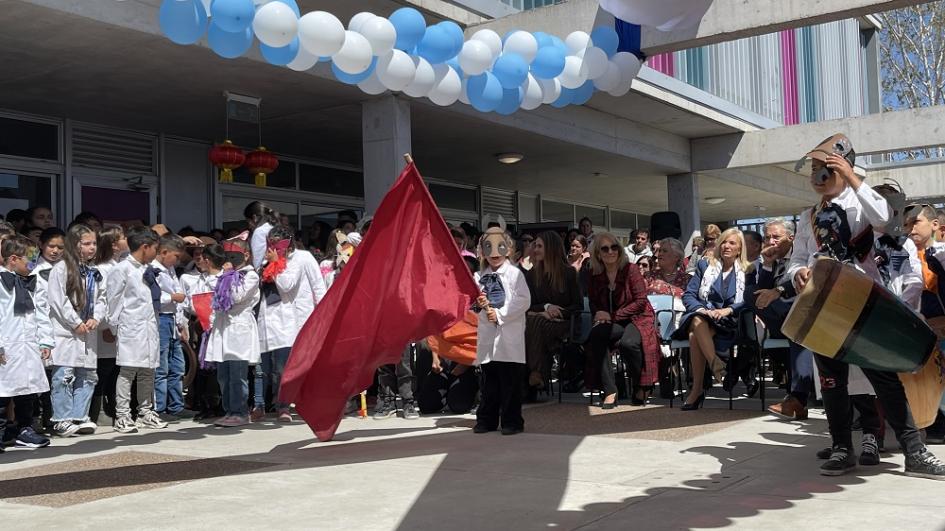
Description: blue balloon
xmin=549 ymin=35 xmax=568 ymax=55
xmin=571 ymin=80 xmax=595 ymax=105
xmin=260 ymin=37 xmax=299 ymax=66
xmin=159 ymin=0 xmax=208 ymax=45
xmin=210 ymin=0 xmax=255 ymax=33
xmin=533 ymin=31 xmax=554 ymax=49
xmin=531 ymin=46 xmax=565 ymax=79
xmin=492 ymin=53 xmax=528 ymax=89
xmin=591 ymin=26 xmax=620 ymax=57
xmin=208 ymin=22 xmax=253 ymax=58
xmin=467 ymin=72 xmax=504 ymax=113
xmin=551 ymin=87 xmax=575 ymax=108
xmin=417 ymin=25 xmax=454 ymax=64
xmin=390 ymin=7 xmax=426 ymax=51
xmin=318 ymin=56 xmax=332 ymax=63
xmin=437 ymin=21 xmax=465 ymax=58
xmin=331 ymin=57 xmax=377 ymax=84
xmin=446 ymin=56 xmax=464 ymax=79
xmin=496 ymin=87 xmax=524 ymax=116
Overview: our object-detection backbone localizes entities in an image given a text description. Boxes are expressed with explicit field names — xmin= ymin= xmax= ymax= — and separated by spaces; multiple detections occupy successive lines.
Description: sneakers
xmin=16 ymin=427 xmax=51 ymax=449
xmin=217 ymin=415 xmax=250 ymax=427
xmin=767 ymin=396 xmax=808 ymax=421
xmin=473 ymin=424 xmax=495 ymax=434
xmin=859 ymin=434 xmax=881 ymax=466
xmin=277 ymin=409 xmax=293 ymax=423
xmin=820 ymin=446 xmax=857 ymax=476
xmin=250 ymin=407 xmax=266 ymax=422
xmin=53 ymin=421 xmax=80 ymax=438
xmin=213 ymin=415 xmax=233 ymax=427
xmin=816 ymin=446 xmax=833 ymax=460
xmin=75 ymin=421 xmax=97 ymax=435
xmin=402 ymin=401 xmax=420 ymax=420
xmin=114 ymin=416 xmax=138 ymax=434
xmin=135 ymin=411 xmax=169 ymax=430
xmin=372 ymin=398 xmax=396 ymax=420
xmin=501 ymin=427 xmax=523 ymax=436
xmin=904 ymin=449 xmax=945 ymax=480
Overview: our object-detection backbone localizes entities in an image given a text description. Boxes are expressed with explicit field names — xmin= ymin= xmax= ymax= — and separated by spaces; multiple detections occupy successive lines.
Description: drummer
xmin=787 ymin=134 xmax=945 ymax=479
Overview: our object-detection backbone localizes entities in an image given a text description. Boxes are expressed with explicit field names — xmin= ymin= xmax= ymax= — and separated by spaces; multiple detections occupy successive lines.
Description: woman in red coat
xmin=586 ymin=232 xmax=661 ymax=408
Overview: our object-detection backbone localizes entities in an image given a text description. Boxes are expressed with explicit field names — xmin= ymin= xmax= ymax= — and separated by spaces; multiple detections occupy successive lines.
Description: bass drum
xmin=900 ymin=317 xmax=945 ymax=429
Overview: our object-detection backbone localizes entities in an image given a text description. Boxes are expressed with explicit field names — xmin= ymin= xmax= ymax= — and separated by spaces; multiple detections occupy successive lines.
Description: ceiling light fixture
xmin=704 ymin=197 xmax=726 ymax=205
xmin=496 ymin=152 xmax=524 ymax=164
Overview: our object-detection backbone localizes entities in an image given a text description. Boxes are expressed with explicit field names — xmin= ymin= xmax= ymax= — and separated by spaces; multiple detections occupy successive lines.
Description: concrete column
xmin=362 ymin=95 xmax=412 ymax=215
xmin=667 ymin=173 xmax=701 ymax=245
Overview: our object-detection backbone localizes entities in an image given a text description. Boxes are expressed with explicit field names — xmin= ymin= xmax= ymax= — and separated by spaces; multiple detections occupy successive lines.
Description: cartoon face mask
xmin=480 ymin=228 xmax=512 ymax=258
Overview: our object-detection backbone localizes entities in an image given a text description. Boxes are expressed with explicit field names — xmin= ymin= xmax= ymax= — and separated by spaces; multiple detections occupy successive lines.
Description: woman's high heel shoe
xmin=708 ymin=356 xmax=727 ymax=384
xmin=681 ymin=393 xmax=705 ymax=411
xmin=601 ymin=393 xmax=617 ymax=410
xmin=630 ymin=389 xmax=651 ymax=406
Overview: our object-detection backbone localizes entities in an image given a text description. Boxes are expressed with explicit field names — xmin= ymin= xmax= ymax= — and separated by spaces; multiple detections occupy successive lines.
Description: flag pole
xmin=403 ymin=153 xmax=414 ymax=164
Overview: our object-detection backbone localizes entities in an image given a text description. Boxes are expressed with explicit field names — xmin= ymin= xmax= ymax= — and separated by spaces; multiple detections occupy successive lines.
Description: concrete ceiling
xmin=0 ymin=0 xmax=813 ymax=221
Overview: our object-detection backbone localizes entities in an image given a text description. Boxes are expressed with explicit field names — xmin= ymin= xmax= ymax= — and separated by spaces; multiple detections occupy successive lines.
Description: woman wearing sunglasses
xmin=586 ymin=233 xmax=661 ymax=408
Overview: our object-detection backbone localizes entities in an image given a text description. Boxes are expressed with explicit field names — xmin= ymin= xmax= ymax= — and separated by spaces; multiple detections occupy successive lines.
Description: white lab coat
xmin=152 ymin=259 xmax=187 ymax=330
xmin=107 ymin=255 xmax=160 ymax=369
xmin=180 ymin=270 xmax=213 ymax=317
xmin=48 ymin=261 xmax=106 ymax=369
xmin=31 ymin=259 xmax=54 ymax=320
xmin=96 ymin=259 xmax=119 ymax=359
xmin=205 ymin=266 xmax=261 ymax=364
xmin=474 ymin=261 xmax=531 ymax=365
xmin=251 ymin=222 xmax=274 ymax=270
xmin=257 ymin=250 xmax=327 ymax=353
xmin=0 ymin=268 xmax=52 ymax=396
xmin=787 ymin=183 xmax=889 ymax=396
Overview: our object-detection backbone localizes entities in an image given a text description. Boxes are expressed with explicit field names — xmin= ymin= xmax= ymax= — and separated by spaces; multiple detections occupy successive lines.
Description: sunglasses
xmin=600 ymin=244 xmax=621 ymax=253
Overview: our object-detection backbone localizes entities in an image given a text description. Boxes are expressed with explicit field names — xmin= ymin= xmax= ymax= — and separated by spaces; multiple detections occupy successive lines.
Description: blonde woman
xmin=672 ymin=227 xmax=749 ymax=410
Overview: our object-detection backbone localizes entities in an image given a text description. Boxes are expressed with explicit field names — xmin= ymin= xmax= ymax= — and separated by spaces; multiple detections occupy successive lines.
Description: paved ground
xmin=2 ymin=389 xmax=944 ymax=530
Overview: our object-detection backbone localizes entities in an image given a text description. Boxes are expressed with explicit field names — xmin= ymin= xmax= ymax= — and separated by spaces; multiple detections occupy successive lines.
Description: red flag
xmin=279 ymin=161 xmax=480 ymax=441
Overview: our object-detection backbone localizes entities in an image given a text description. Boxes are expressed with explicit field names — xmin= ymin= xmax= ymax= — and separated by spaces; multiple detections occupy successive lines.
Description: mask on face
xmin=480 ymin=228 xmax=512 ymax=260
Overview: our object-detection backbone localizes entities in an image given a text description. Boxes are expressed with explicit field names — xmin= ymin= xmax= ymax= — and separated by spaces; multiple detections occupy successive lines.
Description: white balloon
xmin=428 ymin=64 xmax=462 ymax=106
xmin=565 ymin=31 xmax=591 ymax=54
xmin=200 ymin=0 xmax=211 ymax=12
xmin=503 ymin=31 xmax=538 ymax=63
xmin=349 ymin=12 xmax=376 ymax=32
xmin=358 ymin=70 xmax=389 ymax=95
xmin=332 ymin=31 xmax=373 ymax=74
xmin=521 ymin=74 xmax=543 ymax=110
xmin=458 ymin=40 xmax=493 ymax=76
xmin=610 ymin=51 xmax=641 ymax=97
xmin=471 ymin=29 xmax=502 ymax=59
xmin=298 ymin=11 xmax=345 ymax=57
xmin=377 ymin=49 xmax=417 ymax=92
xmin=579 ymin=46 xmax=609 ymax=80
xmin=559 ymin=55 xmax=587 ymax=89
xmin=286 ymin=46 xmax=319 ymax=71
xmin=538 ymin=77 xmax=561 ymax=104
xmin=593 ymin=61 xmax=621 ymax=92
xmin=459 ymin=77 xmax=470 ymax=105
xmin=404 ymin=56 xmax=436 ymax=98
xmin=359 ymin=16 xmax=396 ymax=57
xmin=253 ymin=1 xmax=298 ymax=48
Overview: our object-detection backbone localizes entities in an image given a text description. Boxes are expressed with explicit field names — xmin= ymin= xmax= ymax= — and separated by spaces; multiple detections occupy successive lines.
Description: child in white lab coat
xmin=89 ymin=225 xmax=127 ymax=423
xmin=107 ymin=226 xmax=167 ymax=434
xmin=473 ymin=228 xmax=531 ymax=436
xmin=151 ymin=234 xmax=191 ymax=419
xmin=47 ymin=224 xmax=106 ymax=438
xmin=0 ymin=236 xmax=53 ymax=449
xmin=31 ymin=227 xmax=65 ymax=434
xmin=206 ymin=237 xmax=260 ymax=427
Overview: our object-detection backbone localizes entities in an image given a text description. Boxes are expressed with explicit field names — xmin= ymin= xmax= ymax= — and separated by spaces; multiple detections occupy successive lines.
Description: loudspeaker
xmin=650 ymin=211 xmax=681 ymax=241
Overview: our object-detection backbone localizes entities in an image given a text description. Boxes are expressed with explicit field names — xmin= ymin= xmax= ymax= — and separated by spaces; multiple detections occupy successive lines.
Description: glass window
xmin=0 ymin=172 xmax=53 ymax=219
xmin=610 ymin=210 xmax=637 ymax=229
xmin=233 ymin=159 xmax=296 ymax=189
xmin=637 ymin=215 xmax=651 ymax=231
xmin=518 ymin=194 xmax=538 ymax=223
xmin=299 ymin=204 xmax=364 ymax=251
xmin=299 ymin=164 xmax=364 ymax=197
xmin=542 ymin=200 xmax=573 ymax=223
xmin=221 ymin=196 xmax=298 ymax=233
xmin=576 ymin=205 xmax=606 ymax=227
xmin=0 ymin=117 xmax=58 ymax=161
xmin=428 ymin=183 xmax=477 ymax=212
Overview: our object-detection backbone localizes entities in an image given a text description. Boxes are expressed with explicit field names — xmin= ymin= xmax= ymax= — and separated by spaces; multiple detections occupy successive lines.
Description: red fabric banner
xmin=279 ymin=161 xmax=480 ymax=441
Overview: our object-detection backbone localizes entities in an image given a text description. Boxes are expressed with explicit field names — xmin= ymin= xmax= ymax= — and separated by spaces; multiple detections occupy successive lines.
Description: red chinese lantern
xmin=209 ymin=140 xmax=245 ymax=183
xmin=244 ymin=146 xmax=279 ymax=187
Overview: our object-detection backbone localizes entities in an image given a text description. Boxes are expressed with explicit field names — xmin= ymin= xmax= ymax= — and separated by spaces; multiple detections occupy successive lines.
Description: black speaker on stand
xmin=649 ymin=211 xmax=681 ymax=241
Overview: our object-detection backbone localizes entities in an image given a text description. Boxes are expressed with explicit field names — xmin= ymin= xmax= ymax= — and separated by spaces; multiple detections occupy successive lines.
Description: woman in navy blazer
xmin=674 ymin=228 xmax=750 ymax=410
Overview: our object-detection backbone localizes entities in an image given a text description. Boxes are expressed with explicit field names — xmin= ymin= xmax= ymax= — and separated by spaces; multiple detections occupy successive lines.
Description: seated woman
xmin=523 ymin=231 xmax=582 ymax=400
xmin=645 ymin=238 xmax=691 ymax=298
xmin=674 ymin=227 xmax=749 ymax=410
xmin=586 ymin=232 xmax=661 ymax=408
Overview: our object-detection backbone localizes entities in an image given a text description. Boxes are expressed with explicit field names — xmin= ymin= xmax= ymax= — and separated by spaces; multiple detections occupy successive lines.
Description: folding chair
xmin=648 ymin=294 xmax=688 ymax=408
xmin=557 ymin=297 xmax=593 ymax=403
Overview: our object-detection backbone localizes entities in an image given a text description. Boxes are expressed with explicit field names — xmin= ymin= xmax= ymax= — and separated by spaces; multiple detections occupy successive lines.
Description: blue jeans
xmin=217 ymin=360 xmax=249 ymax=417
xmin=50 ymin=366 xmax=98 ymax=423
xmin=256 ymin=348 xmax=291 ymax=411
xmin=155 ymin=314 xmax=186 ymax=414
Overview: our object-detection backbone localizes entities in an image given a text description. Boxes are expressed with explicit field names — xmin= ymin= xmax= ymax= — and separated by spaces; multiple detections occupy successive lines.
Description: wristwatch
xmin=776 ymin=286 xmax=786 ymax=297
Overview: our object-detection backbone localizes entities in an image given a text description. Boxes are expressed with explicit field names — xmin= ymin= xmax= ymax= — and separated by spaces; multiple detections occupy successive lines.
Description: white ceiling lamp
xmin=704 ymin=196 xmax=726 ymax=205
xmin=495 ymin=152 xmax=524 ymax=164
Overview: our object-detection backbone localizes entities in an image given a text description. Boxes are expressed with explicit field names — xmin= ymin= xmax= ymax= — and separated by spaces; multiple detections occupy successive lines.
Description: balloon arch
xmin=158 ymin=0 xmax=643 ymax=115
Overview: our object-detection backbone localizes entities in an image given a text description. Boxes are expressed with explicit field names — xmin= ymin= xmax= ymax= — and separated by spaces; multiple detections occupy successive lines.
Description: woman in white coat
xmin=256 ymin=225 xmax=326 ymax=422
xmin=47 ymin=224 xmax=106 ymax=437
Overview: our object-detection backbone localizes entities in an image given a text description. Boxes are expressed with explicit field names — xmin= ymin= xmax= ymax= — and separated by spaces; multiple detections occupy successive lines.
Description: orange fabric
xmin=427 ymin=311 xmax=478 ymax=366
xmin=918 ymin=250 xmax=939 ymax=292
